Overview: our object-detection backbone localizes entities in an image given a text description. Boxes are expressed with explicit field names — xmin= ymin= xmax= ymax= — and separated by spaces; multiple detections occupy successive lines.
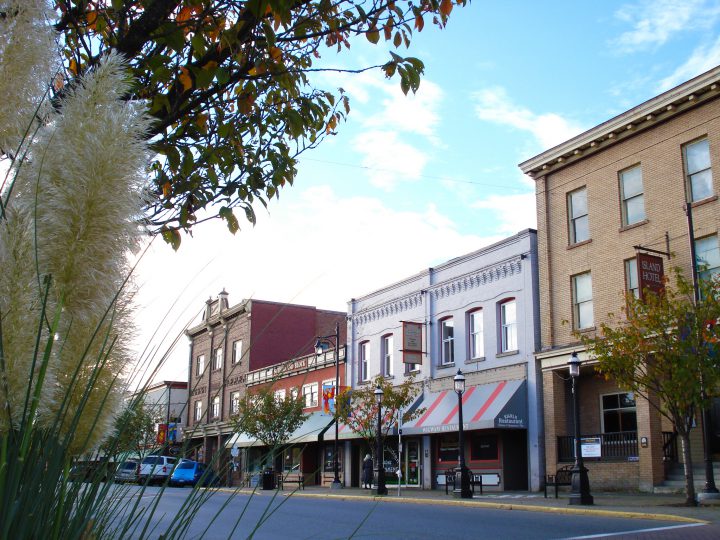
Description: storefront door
xmin=385 ymin=439 xmax=421 ymax=487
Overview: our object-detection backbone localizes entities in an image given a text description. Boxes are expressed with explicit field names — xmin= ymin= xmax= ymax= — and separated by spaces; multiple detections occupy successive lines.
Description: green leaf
xmin=366 ymin=27 xmax=380 ymax=44
xmin=161 ymin=228 xmax=182 ymax=250
xmin=219 ymin=207 xmax=240 ymax=234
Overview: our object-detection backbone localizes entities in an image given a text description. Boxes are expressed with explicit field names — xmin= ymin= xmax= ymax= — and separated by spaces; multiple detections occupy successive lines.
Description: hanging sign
xmin=637 ymin=253 xmax=664 ymax=300
xmin=401 ymin=321 xmax=423 ymax=364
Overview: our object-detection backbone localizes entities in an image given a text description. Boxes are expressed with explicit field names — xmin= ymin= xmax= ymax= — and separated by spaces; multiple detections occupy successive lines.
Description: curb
xmin=215 ymin=488 xmax=708 ymax=525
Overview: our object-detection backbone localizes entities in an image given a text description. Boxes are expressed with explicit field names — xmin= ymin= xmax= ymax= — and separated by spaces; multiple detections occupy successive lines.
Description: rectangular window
xmin=625 ymin=258 xmax=639 ymax=298
xmin=359 ymin=341 xmax=369 ymax=382
xmin=211 ymin=396 xmax=220 ymax=419
xmin=440 ymin=318 xmax=454 ymax=365
xmin=194 ymin=400 xmax=202 ymax=422
xmin=232 ymin=340 xmax=242 ymax=364
xmin=468 ymin=310 xmax=484 ymax=359
xmin=684 ymin=138 xmax=713 ymax=202
xmin=470 ymin=434 xmax=498 ymax=461
xmin=568 ymin=187 xmax=589 ymax=244
xmin=601 ymin=392 xmax=637 ymax=433
xmin=213 ymin=347 xmax=223 ymax=370
xmin=195 ymin=354 xmax=205 ymax=377
xmin=573 ymin=272 xmax=594 ymax=330
xmin=500 ymin=301 xmax=517 ymax=352
xmin=230 ymin=391 xmax=240 ymax=415
xmin=302 ymin=383 xmax=318 ymax=408
xmin=382 ymin=335 xmax=393 ymax=376
xmin=619 ymin=165 xmax=645 ymax=226
xmin=437 ymin=434 xmax=459 ymax=462
xmin=696 ymin=235 xmax=720 ymax=283
xmin=274 ymin=388 xmax=286 ymax=401
xmin=290 ymin=387 xmax=299 ymax=401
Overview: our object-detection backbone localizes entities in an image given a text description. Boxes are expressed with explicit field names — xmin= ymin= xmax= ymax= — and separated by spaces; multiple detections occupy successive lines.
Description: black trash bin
xmin=262 ymin=469 xmax=276 ymax=490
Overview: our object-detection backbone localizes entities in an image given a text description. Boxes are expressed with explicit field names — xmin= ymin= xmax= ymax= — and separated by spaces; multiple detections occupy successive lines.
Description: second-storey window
xmin=194 ymin=400 xmax=202 ymax=422
xmin=382 ymin=334 xmax=393 ymax=376
xmin=230 ymin=391 xmax=240 ymax=415
xmin=440 ymin=318 xmax=454 ymax=365
xmin=500 ymin=300 xmax=517 ymax=352
xmin=684 ymin=138 xmax=713 ymax=202
xmin=468 ymin=310 xmax=484 ymax=360
xmin=211 ymin=396 xmax=220 ymax=419
xmin=573 ymin=272 xmax=594 ymax=329
xmin=568 ymin=187 xmax=589 ymax=244
xmin=274 ymin=388 xmax=286 ymax=402
xmin=213 ymin=347 xmax=223 ymax=370
xmin=303 ymin=383 xmax=319 ymax=408
xmin=196 ymin=354 xmax=205 ymax=377
xmin=232 ymin=340 xmax=242 ymax=364
xmin=619 ymin=165 xmax=645 ymax=226
xmin=359 ymin=341 xmax=369 ymax=382
xmin=695 ymin=235 xmax=720 ymax=283
xmin=625 ymin=258 xmax=639 ymax=298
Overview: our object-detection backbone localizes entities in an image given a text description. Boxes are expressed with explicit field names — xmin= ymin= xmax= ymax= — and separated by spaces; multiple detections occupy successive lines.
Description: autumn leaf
xmin=86 ymin=10 xmax=98 ymax=30
xmin=178 ymin=67 xmax=192 ymax=91
xmin=440 ymin=0 xmax=453 ymax=16
xmin=162 ymin=181 xmax=172 ymax=198
xmin=69 ymin=59 xmax=78 ymax=75
xmin=415 ymin=14 xmax=425 ymax=31
xmin=176 ymin=6 xmax=192 ymax=23
xmin=52 ymin=73 xmax=65 ymax=91
xmin=269 ymin=47 xmax=282 ymax=62
xmin=366 ymin=27 xmax=380 ymax=44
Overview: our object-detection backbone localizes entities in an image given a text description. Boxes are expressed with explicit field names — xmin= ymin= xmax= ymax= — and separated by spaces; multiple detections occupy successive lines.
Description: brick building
xmin=519 ymin=66 xmax=720 ymax=491
xmin=184 ymin=292 xmax=346 ymax=478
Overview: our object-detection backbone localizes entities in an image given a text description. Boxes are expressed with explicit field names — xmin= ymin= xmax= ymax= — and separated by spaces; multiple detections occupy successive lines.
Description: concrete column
xmin=542 ymin=369 xmax=566 ymax=473
xmin=422 ymin=435 xmax=432 ymax=489
xmin=343 ymin=441 xmax=352 ymax=486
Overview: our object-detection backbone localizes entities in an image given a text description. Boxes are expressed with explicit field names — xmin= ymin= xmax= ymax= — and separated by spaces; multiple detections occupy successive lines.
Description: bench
xmin=444 ymin=468 xmax=482 ymax=495
xmin=544 ymin=465 xmax=573 ymax=498
xmin=277 ymin=472 xmax=305 ymax=490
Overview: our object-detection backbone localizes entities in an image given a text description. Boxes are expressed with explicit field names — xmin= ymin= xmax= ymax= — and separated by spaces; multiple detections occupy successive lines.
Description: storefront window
xmin=283 ymin=447 xmax=302 ymax=472
xmin=470 ymin=434 xmax=498 ymax=461
xmin=437 ymin=434 xmax=459 ymax=462
xmin=323 ymin=446 xmax=343 ymax=472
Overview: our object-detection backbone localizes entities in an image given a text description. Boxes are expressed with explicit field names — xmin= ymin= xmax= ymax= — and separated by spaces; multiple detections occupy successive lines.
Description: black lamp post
xmin=454 ymin=369 xmax=472 ymax=498
xmin=315 ymin=322 xmax=342 ymax=489
xmin=374 ymin=385 xmax=388 ymax=495
xmin=568 ymin=352 xmax=593 ymax=505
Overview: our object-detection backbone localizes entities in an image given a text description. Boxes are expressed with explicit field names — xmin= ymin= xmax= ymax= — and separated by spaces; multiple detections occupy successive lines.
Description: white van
xmin=137 ymin=456 xmax=177 ymax=484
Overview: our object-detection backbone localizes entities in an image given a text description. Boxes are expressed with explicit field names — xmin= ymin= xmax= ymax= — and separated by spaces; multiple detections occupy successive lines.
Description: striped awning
xmin=401 ymin=379 xmax=527 ymax=435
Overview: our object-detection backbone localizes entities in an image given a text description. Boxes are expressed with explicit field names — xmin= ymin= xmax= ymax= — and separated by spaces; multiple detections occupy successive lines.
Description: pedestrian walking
xmin=362 ymin=454 xmax=373 ymax=489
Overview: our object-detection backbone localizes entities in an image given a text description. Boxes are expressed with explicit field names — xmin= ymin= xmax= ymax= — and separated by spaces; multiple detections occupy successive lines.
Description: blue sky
xmin=137 ymin=0 xmax=720 ymax=380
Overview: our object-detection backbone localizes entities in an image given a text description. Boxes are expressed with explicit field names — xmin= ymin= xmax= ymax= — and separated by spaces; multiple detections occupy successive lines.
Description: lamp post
xmin=374 ymin=385 xmax=388 ymax=495
xmin=315 ymin=322 xmax=342 ymax=489
xmin=454 ymin=369 xmax=472 ymax=498
xmin=568 ymin=352 xmax=593 ymax=505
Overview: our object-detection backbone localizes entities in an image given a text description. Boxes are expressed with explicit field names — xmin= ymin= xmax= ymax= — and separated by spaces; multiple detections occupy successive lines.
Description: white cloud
xmin=133 ymin=186 xmax=488 ymax=381
xmin=612 ymin=0 xmax=719 ymax=53
xmin=471 ymin=193 xmax=537 ymax=235
xmin=352 ymin=130 xmax=428 ymax=189
xmin=657 ymin=36 xmax=720 ymax=91
xmin=473 ymin=87 xmax=585 ymax=150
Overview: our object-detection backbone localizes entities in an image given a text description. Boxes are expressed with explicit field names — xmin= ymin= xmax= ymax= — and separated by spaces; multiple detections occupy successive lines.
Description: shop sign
xmin=637 ymin=253 xmax=664 ymax=300
xmin=495 ymin=412 xmax=526 ymax=429
xmin=580 ymin=436 xmax=601 ymax=458
xmin=401 ymin=321 xmax=423 ymax=364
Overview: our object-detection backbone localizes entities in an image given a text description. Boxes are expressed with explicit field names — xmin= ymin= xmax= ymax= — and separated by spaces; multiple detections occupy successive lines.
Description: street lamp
xmin=568 ymin=352 xmax=593 ymax=505
xmin=454 ymin=369 xmax=472 ymax=498
xmin=374 ymin=385 xmax=388 ymax=495
xmin=315 ymin=322 xmax=342 ymax=490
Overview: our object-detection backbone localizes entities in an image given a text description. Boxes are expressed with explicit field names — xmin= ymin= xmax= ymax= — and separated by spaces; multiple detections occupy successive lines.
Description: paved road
xmin=109 ymin=487 xmax=718 ymax=540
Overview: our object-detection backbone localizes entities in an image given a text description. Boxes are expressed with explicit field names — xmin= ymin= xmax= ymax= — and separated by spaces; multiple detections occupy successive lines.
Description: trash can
xmin=262 ymin=468 xmax=276 ymax=490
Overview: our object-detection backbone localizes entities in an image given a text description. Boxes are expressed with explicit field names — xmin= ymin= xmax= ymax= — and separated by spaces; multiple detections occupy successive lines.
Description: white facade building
xmin=346 ymin=229 xmax=543 ymax=491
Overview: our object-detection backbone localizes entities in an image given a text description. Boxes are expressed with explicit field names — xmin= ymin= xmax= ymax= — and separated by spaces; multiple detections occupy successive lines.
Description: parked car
xmin=69 ymin=460 xmax=113 ymax=482
xmin=114 ymin=460 xmax=138 ymax=483
xmin=137 ymin=455 xmax=177 ymax=484
xmin=170 ymin=460 xmax=220 ymax=487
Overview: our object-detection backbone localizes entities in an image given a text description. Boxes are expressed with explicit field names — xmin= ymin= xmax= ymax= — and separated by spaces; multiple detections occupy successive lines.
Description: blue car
xmin=170 ymin=460 xmax=220 ymax=487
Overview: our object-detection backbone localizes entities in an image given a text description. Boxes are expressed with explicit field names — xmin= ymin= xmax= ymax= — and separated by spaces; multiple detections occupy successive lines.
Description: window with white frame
xmin=696 ymin=234 xmax=720 ymax=282
xmin=625 ymin=258 xmax=639 ymax=299
xmin=302 ymin=383 xmax=319 ymax=408
xmin=232 ymin=340 xmax=242 ymax=364
xmin=684 ymin=138 xmax=713 ymax=202
xmin=290 ymin=387 xmax=299 ymax=401
xmin=619 ymin=165 xmax=645 ymax=226
xmin=211 ymin=396 xmax=220 ymax=419
xmin=274 ymin=388 xmax=286 ymax=402
xmin=359 ymin=341 xmax=369 ymax=382
xmin=213 ymin=347 xmax=223 ymax=370
xmin=230 ymin=391 xmax=240 ymax=415
xmin=601 ymin=392 xmax=637 ymax=433
xmin=468 ymin=309 xmax=484 ymax=359
xmin=195 ymin=354 xmax=205 ymax=377
xmin=573 ymin=272 xmax=594 ymax=330
xmin=194 ymin=400 xmax=202 ymax=422
xmin=382 ymin=334 xmax=393 ymax=376
xmin=500 ymin=300 xmax=517 ymax=352
xmin=440 ymin=318 xmax=454 ymax=365
xmin=568 ymin=187 xmax=589 ymax=244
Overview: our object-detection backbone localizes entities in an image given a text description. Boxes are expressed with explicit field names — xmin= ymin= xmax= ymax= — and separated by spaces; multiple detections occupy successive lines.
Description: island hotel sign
xmin=637 ymin=252 xmax=664 ymax=300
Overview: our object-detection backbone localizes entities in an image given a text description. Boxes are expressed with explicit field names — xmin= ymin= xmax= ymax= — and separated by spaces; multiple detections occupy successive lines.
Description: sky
xmin=134 ymin=0 xmax=720 ymax=382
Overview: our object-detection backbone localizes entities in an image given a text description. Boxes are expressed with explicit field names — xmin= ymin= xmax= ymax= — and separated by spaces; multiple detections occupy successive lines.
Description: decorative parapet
xmin=245 ymin=346 xmax=346 ymax=387
xmin=350 ymin=292 xmax=424 ymax=326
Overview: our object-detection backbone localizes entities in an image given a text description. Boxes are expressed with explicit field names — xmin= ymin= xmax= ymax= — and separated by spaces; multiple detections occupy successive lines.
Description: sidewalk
xmin=223 ymin=485 xmax=720 ymax=525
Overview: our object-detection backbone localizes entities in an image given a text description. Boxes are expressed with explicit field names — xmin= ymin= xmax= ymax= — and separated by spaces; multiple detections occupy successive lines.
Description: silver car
xmin=114 ymin=460 xmax=138 ymax=483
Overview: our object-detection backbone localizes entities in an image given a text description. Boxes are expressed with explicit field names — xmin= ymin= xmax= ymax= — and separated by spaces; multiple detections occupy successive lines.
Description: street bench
xmin=544 ymin=465 xmax=573 ymax=498
xmin=444 ymin=468 xmax=482 ymax=495
xmin=277 ymin=472 xmax=305 ymax=490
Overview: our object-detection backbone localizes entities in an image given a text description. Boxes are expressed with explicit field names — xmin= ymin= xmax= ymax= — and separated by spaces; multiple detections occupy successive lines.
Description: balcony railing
xmin=557 ymin=431 xmax=638 ymax=462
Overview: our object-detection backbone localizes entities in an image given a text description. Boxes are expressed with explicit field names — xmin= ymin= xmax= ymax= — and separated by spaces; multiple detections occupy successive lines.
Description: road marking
xmin=564 ymin=522 xmax=707 ymax=539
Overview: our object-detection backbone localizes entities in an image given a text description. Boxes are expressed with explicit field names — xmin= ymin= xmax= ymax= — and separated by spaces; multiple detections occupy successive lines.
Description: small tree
xmin=335 ymin=375 xmax=424 ymax=465
xmin=579 ymin=268 xmax=720 ymax=506
xmin=101 ymin=400 xmax=157 ymax=461
xmin=232 ymin=385 xmax=307 ymax=468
